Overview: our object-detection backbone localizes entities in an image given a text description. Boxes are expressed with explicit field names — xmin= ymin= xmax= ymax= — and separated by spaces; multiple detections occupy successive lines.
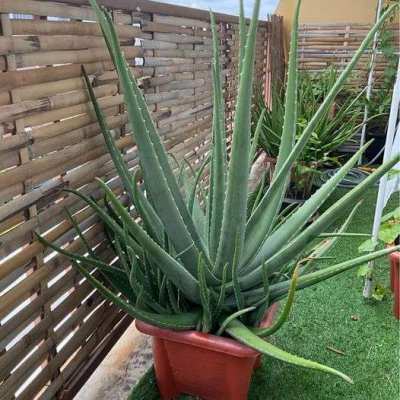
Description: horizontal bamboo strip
xmin=0 ymin=0 xmax=96 ymax=20
xmin=141 ymin=20 xmax=193 ymax=35
xmin=31 ymin=113 xmax=128 ymax=157
xmin=15 ymin=46 xmax=142 ymax=68
xmin=152 ymin=32 xmax=209 ymax=44
xmin=0 ymin=61 xmax=114 ymax=92
xmin=0 ymin=84 xmax=117 ymax=123
xmin=154 ymin=48 xmax=211 ymax=58
xmin=0 ymin=35 xmax=113 ymax=55
xmin=55 ymin=0 xmax=268 ymax=26
xmin=153 ymin=13 xmax=210 ymax=29
xmin=10 ymin=19 xmax=141 ymax=38
xmin=23 ymin=93 xmax=123 ymax=127
xmin=30 ymin=106 xmax=119 ymax=142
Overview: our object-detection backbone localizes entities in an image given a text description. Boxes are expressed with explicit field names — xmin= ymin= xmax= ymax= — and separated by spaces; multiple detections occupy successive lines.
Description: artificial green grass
xmin=130 ymin=188 xmax=399 ymax=399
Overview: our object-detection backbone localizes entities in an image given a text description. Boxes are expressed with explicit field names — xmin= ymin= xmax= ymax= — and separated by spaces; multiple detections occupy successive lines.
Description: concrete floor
xmin=75 ymin=323 xmax=153 ymax=400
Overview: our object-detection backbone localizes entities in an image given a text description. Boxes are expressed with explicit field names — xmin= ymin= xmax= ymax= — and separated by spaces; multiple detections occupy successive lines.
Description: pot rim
xmin=136 ymin=303 xmax=279 ymax=358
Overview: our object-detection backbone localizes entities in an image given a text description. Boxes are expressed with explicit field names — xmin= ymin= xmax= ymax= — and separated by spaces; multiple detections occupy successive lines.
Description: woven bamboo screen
xmin=298 ymin=22 xmax=399 ymax=87
xmin=0 ymin=1 xmax=270 ymax=399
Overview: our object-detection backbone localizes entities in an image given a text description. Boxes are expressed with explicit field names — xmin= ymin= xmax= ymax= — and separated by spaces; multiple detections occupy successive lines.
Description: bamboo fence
xmin=0 ymin=1 xmax=278 ymax=399
xmin=298 ymin=22 xmax=399 ymax=87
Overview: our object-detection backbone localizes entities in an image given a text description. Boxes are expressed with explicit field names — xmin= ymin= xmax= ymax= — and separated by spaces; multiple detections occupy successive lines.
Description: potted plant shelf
xmin=36 ymin=1 xmax=400 ymax=399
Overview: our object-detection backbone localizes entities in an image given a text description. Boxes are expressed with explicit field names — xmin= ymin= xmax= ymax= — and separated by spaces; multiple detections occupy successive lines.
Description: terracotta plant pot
xmin=389 ymin=250 xmax=400 ymax=320
xmin=135 ymin=303 xmax=279 ymax=400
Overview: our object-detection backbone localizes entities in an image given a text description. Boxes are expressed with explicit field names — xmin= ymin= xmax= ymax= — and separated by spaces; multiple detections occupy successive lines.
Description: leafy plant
xmin=253 ymin=67 xmax=365 ymax=199
xmin=37 ymin=0 xmax=400 ymax=385
xmin=359 ymin=206 xmax=400 ymax=252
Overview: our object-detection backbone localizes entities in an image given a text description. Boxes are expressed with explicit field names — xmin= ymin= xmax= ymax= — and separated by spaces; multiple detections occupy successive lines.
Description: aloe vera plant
xmin=37 ymin=0 xmax=400 ymax=385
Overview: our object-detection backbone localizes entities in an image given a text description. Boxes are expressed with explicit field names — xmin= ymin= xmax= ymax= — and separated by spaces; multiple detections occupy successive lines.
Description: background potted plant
xmin=37 ymin=0 xmax=400 ymax=399
xmin=253 ymin=67 xmax=365 ymax=202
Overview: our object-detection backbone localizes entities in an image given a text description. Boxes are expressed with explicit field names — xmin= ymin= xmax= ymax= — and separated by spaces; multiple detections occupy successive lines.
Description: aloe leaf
xmin=181 ymin=166 xmax=208 ymax=250
xmin=215 ymin=0 xmax=261 ymax=273
xmin=250 ymin=109 xmax=266 ymax=166
xmin=215 ymin=263 xmax=229 ymax=318
xmin=317 ymin=233 xmax=371 ymax=238
xmin=250 ymin=262 xmax=271 ymax=326
xmin=241 ymin=0 xmax=301 ymax=268
xmin=166 ymin=280 xmax=180 ymax=314
xmin=208 ymin=11 xmax=227 ymax=262
xmin=241 ymin=153 xmax=400 ymax=290
xmin=226 ymin=319 xmax=353 ymax=384
xmin=35 ymin=232 xmax=137 ymax=302
xmin=81 ymin=65 xmax=136 ymax=202
xmin=244 ymin=142 xmax=371 ymax=270
xmin=252 ymin=266 xmax=299 ymax=337
xmin=274 ymin=0 xmax=301 ymax=175
xmin=132 ymin=171 xmax=164 ymax=243
xmin=66 ymin=183 xmax=201 ymax=303
xmin=232 ymin=235 xmax=244 ymax=310
xmin=300 ymin=203 xmax=361 ymax=274
xmin=63 ymin=207 xmax=96 ymax=258
xmin=198 ymin=254 xmax=212 ymax=332
xmin=238 ymin=0 xmax=246 ymax=78
xmin=188 ymin=155 xmax=210 ymax=215
xmin=88 ymin=0 xmax=209 ymax=272
xmin=242 ymin=2 xmax=398 ymax=268
xmin=216 ymin=307 xmax=256 ymax=336
xmin=269 ymin=245 xmax=400 ymax=301
xmin=72 ymin=260 xmax=200 ymax=330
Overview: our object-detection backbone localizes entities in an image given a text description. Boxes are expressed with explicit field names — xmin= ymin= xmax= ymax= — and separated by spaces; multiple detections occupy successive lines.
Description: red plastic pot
xmin=136 ymin=303 xmax=279 ymax=400
xmin=389 ymin=251 xmax=400 ymax=319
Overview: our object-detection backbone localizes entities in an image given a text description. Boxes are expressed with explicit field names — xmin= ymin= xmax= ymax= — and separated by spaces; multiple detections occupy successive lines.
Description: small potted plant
xmin=37 ymin=0 xmax=400 ymax=399
xmin=359 ymin=206 xmax=400 ymax=318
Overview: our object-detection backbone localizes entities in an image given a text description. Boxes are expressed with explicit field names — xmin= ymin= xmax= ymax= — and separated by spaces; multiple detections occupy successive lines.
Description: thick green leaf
xmin=226 ymin=318 xmax=353 ymax=383
xmin=241 ymin=154 xmax=400 ymax=290
xmin=216 ymin=307 xmax=256 ymax=336
xmin=238 ymin=0 xmax=246 ymax=78
xmin=215 ymin=0 xmax=261 ymax=274
xmin=250 ymin=109 xmax=266 ymax=166
xmin=65 ymin=184 xmax=202 ymax=304
xmin=244 ymin=142 xmax=370 ymax=271
xmin=252 ymin=266 xmax=299 ymax=337
xmin=269 ymin=245 xmax=400 ymax=301
xmin=241 ymin=0 xmax=301 ymax=268
xmin=88 ymin=0 xmax=208 ymax=274
xmin=73 ymin=260 xmax=200 ymax=330
xmin=209 ymin=11 xmax=227 ymax=262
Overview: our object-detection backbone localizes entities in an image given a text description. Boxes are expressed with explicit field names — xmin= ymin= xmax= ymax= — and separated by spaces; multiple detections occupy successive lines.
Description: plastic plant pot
xmin=390 ymin=250 xmax=400 ymax=320
xmin=136 ymin=303 xmax=279 ymax=400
